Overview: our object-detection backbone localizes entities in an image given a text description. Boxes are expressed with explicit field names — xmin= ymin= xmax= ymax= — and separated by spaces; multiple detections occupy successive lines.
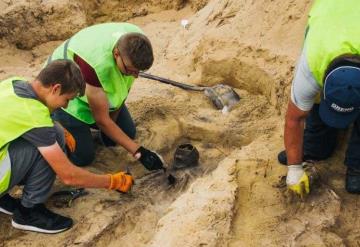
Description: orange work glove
xmin=108 ymin=172 xmax=134 ymax=193
xmin=63 ymin=128 xmax=76 ymax=153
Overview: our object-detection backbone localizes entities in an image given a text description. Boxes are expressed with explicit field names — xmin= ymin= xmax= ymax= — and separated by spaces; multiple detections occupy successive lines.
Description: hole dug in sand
xmin=82 ymin=143 xmax=239 ymax=247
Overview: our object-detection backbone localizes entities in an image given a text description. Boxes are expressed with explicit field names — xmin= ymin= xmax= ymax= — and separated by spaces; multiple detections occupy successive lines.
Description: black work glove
xmin=135 ymin=146 xmax=164 ymax=171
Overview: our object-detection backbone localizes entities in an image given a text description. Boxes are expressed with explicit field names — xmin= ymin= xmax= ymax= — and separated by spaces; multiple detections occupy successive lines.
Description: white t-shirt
xmin=290 ymin=47 xmax=321 ymax=111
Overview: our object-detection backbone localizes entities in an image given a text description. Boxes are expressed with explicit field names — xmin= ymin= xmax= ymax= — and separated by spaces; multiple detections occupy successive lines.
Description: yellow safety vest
xmin=0 ymin=78 xmax=53 ymax=194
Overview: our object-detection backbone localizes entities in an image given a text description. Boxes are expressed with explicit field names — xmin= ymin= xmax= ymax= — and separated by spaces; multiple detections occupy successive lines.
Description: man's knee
xmin=21 ymin=162 xmax=56 ymax=207
xmin=69 ymin=150 xmax=95 ymax=167
xmin=127 ymin=127 xmax=136 ymax=140
xmin=116 ymin=105 xmax=136 ymax=139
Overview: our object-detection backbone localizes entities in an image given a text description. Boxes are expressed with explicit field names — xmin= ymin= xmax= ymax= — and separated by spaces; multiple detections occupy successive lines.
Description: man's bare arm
xmin=38 ymin=143 xmax=110 ymax=188
xmin=284 ymin=100 xmax=310 ymax=165
xmin=85 ymin=84 xmax=139 ymax=154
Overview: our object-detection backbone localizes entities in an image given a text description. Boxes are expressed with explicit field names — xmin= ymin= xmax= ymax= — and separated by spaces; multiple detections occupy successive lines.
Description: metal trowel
xmin=158 ymin=155 xmax=176 ymax=185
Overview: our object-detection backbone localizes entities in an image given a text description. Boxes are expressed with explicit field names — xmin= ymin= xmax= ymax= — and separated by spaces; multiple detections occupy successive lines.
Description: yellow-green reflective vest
xmin=305 ymin=0 xmax=360 ymax=87
xmin=0 ymin=78 xmax=53 ymax=194
xmin=49 ymin=23 xmax=143 ymax=124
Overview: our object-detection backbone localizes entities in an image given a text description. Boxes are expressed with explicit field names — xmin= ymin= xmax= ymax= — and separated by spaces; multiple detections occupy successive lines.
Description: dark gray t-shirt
xmin=13 ymin=80 xmax=56 ymax=147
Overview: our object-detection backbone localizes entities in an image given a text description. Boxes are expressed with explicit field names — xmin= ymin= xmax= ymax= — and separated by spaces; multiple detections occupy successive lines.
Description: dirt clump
xmin=0 ymin=0 xmax=86 ymax=49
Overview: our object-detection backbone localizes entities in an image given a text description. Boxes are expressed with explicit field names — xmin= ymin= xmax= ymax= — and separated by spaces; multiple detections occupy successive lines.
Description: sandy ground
xmin=1 ymin=0 xmax=360 ymax=246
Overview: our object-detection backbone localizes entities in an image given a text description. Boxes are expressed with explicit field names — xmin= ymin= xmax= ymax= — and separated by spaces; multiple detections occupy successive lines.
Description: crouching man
xmin=0 ymin=60 xmax=133 ymax=234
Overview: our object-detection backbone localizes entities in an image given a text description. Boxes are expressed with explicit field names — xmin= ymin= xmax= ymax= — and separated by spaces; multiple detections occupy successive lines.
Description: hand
xmin=134 ymin=146 xmax=164 ymax=171
xmin=286 ymin=164 xmax=310 ymax=197
xmin=63 ymin=128 xmax=76 ymax=153
xmin=108 ymin=172 xmax=134 ymax=193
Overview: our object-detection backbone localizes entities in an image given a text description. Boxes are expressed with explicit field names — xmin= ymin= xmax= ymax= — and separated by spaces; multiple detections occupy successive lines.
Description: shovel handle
xmin=139 ymin=72 xmax=205 ymax=92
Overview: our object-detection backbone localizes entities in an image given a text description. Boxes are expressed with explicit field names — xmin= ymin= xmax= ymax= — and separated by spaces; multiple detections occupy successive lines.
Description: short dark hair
xmin=36 ymin=60 xmax=85 ymax=96
xmin=117 ymin=33 xmax=154 ymax=70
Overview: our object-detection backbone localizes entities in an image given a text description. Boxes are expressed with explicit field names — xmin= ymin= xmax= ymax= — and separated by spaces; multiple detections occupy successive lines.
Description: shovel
xmin=139 ymin=72 xmax=240 ymax=111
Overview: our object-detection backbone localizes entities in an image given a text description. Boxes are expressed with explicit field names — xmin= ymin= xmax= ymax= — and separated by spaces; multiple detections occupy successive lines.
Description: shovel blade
xmin=204 ymin=84 xmax=240 ymax=111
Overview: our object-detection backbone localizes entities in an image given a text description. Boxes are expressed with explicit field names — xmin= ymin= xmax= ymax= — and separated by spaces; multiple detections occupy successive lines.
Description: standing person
xmin=0 ymin=60 xmax=133 ymax=234
xmin=49 ymin=22 xmax=164 ymax=171
xmin=279 ymin=0 xmax=360 ymax=196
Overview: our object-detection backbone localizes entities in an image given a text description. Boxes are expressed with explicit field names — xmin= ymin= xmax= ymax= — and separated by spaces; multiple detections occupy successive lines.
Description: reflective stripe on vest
xmin=0 ymin=78 xmax=54 ymax=193
xmin=0 ymin=149 xmax=11 ymax=194
xmin=47 ymin=38 xmax=71 ymax=64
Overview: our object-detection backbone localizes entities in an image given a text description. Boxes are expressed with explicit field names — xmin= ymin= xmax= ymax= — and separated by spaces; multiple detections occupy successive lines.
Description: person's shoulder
xmin=13 ymin=80 xmax=38 ymax=99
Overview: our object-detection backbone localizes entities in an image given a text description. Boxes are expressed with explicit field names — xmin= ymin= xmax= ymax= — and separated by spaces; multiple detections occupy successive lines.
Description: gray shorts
xmin=1 ymin=124 xmax=65 ymax=207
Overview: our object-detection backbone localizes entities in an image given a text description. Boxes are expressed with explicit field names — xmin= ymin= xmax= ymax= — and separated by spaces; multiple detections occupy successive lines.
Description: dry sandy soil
xmin=1 ymin=0 xmax=360 ymax=246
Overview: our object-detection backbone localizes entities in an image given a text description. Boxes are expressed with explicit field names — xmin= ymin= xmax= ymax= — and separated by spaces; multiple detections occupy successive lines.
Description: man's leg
xmin=4 ymin=124 xmax=73 ymax=233
xmin=278 ymin=104 xmax=338 ymax=164
xmin=100 ymin=104 xmax=136 ymax=147
xmin=345 ymin=120 xmax=360 ymax=168
xmin=303 ymin=104 xmax=338 ymax=159
xmin=344 ymin=117 xmax=360 ymax=193
xmin=52 ymin=108 xmax=95 ymax=166
xmin=7 ymin=138 xmax=56 ymax=207
xmin=0 ymin=124 xmax=64 ymax=214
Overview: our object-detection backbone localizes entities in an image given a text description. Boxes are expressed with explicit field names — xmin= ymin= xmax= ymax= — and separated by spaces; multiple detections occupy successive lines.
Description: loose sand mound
xmin=1 ymin=0 xmax=359 ymax=246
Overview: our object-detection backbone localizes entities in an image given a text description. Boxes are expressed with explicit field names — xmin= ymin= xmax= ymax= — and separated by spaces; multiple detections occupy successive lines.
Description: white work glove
xmin=286 ymin=163 xmax=310 ymax=197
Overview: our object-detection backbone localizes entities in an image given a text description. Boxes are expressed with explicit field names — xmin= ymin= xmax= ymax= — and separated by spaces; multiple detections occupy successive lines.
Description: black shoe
xmin=346 ymin=167 xmax=360 ymax=194
xmin=12 ymin=203 xmax=73 ymax=234
xmin=277 ymin=150 xmax=321 ymax=165
xmin=277 ymin=150 xmax=288 ymax=165
xmin=0 ymin=194 xmax=20 ymax=215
